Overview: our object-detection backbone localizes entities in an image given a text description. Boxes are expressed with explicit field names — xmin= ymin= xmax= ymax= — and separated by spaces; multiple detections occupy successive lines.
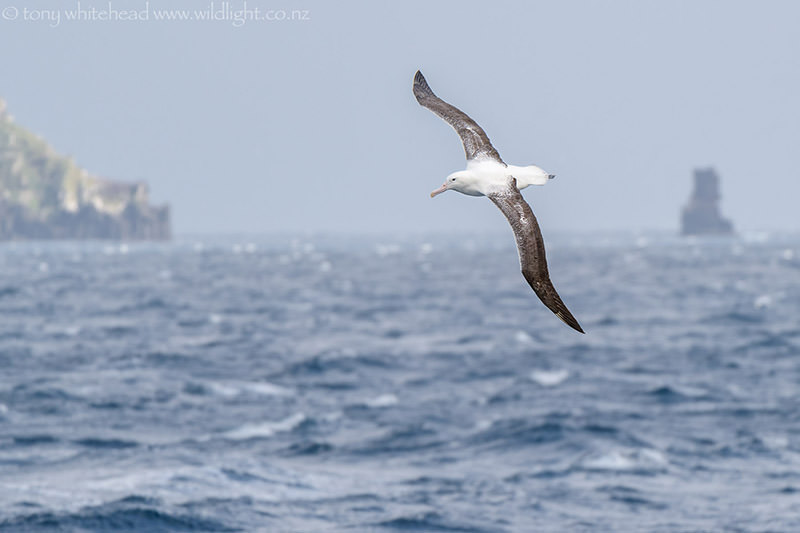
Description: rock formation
xmin=0 ymin=98 xmax=170 ymax=241
xmin=681 ymin=167 xmax=734 ymax=236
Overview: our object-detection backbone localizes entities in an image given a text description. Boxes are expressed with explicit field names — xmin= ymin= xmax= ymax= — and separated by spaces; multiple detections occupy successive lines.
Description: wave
xmin=530 ymin=369 xmax=570 ymax=387
xmin=468 ymin=419 xmax=566 ymax=449
xmin=645 ymin=384 xmax=712 ymax=404
xmin=702 ymin=311 xmax=764 ymax=324
xmin=576 ymin=448 xmax=668 ymax=475
xmin=363 ymin=393 xmax=399 ymax=408
xmin=283 ymin=441 xmax=334 ymax=456
xmin=375 ymin=511 xmax=500 ymax=533
xmin=1 ymin=506 xmax=236 ymax=532
xmin=73 ymin=437 xmax=139 ymax=449
xmin=0 ymin=286 xmax=20 ymax=298
xmin=352 ymin=424 xmax=445 ymax=456
xmin=280 ymin=353 xmax=396 ymax=377
xmin=184 ymin=380 xmax=293 ymax=398
xmin=12 ymin=435 xmax=60 ymax=446
xmin=596 ymin=484 xmax=668 ymax=509
xmin=221 ymin=413 xmax=307 ymax=441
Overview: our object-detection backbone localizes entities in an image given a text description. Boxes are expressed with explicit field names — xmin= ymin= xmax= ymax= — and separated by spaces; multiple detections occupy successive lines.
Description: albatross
xmin=413 ymin=70 xmax=584 ymax=333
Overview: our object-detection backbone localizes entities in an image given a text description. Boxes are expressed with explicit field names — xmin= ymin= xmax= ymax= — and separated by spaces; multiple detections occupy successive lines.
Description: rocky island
xmin=0 ymin=98 xmax=170 ymax=241
xmin=681 ymin=167 xmax=734 ymax=236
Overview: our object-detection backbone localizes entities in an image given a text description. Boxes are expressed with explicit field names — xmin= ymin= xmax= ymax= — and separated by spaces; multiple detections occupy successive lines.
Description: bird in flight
xmin=413 ymin=70 xmax=584 ymax=333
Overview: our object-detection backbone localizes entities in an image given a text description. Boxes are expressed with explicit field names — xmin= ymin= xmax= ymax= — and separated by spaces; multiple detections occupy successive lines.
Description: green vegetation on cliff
xmin=0 ymin=99 xmax=85 ymax=216
xmin=0 ymin=98 xmax=170 ymax=240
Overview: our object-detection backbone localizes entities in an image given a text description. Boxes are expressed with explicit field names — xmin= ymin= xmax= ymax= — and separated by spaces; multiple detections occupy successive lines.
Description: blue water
xmin=1 ymin=233 xmax=799 ymax=532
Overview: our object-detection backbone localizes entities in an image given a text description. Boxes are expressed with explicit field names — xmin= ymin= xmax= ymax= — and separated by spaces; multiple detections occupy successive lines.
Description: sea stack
xmin=681 ymin=167 xmax=734 ymax=236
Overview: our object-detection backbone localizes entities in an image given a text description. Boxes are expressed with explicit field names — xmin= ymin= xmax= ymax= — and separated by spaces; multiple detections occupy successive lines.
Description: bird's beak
xmin=430 ymin=183 xmax=448 ymax=198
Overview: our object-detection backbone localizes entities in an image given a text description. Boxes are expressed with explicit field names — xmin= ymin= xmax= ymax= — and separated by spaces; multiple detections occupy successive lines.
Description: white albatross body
xmin=414 ymin=70 xmax=584 ymax=333
xmin=432 ymin=160 xmax=552 ymax=198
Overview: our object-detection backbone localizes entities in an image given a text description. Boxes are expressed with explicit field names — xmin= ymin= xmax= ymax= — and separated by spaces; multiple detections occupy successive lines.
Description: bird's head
xmin=430 ymin=171 xmax=477 ymax=198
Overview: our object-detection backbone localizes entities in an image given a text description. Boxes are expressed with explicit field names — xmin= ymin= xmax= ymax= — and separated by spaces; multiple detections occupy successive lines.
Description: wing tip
xmin=525 ymin=274 xmax=585 ymax=334
xmin=413 ymin=70 xmax=434 ymax=101
xmin=557 ymin=314 xmax=586 ymax=335
xmin=555 ymin=310 xmax=584 ymax=334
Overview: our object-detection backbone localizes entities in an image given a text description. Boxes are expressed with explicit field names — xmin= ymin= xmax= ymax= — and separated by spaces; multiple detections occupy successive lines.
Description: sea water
xmin=0 ymin=233 xmax=799 ymax=532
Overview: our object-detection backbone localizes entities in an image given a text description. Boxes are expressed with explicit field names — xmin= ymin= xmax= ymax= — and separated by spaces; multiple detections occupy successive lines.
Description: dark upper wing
xmin=488 ymin=179 xmax=584 ymax=333
xmin=413 ymin=70 xmax=504 ymax=163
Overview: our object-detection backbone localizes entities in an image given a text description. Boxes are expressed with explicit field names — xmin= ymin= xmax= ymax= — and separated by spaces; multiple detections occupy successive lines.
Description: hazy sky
xmin=1 ymin=0 xmax=798 ymax=235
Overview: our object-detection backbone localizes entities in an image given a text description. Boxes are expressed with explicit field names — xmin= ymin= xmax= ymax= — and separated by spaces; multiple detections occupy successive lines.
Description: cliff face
xmin=0 ymin=98 xmax=170 ymax=241
xmin=681 ymin=168 xmax=734 ymax=236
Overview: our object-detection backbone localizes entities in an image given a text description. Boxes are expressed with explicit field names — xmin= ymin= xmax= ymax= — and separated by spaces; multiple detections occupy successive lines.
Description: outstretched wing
xmin=413 ymin=70 xmax=504 ymax=164
xmin=488 ymin=179 xmax=584 ymax=333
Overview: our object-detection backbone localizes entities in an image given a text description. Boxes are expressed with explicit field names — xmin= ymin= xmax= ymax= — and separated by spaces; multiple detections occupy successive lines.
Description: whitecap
xmin=206 ymin=382 xmax=240 ymax=398
xmin=582 ymin=450 xmax=634 ymax=470
xmin=223 ymin=413 xmax=306 ymax=440
xmin=639 ymin=448 xmax=668 ymax=465
xmin=530 ymin=369 xmax=569 ymax=387
xmin=580 ymin=448 xmax=667 ymax=472
xmin=206 ymin=381 xmax=293 ymax=398
xmin=241 ymin=382 xmax=293 ymax=397
xmin=514 ymin=331 xmax=533 ymax=344
xmin=754 ymin=294 xmax=772 ymax=309
xmin=762 ymin=434 xmax=789 ymax=449
xmin=365 ymin=394 xmax=398 ymax=408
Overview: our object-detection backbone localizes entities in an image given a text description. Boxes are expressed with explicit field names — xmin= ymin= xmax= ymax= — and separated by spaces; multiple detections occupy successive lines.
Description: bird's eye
xmin=451 ymin=177 xmax=456 ymax=181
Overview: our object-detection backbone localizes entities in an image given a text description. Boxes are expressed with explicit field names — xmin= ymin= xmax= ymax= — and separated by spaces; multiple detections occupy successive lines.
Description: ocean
xmin=0 ymin=233 xmax=798 ymax=532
